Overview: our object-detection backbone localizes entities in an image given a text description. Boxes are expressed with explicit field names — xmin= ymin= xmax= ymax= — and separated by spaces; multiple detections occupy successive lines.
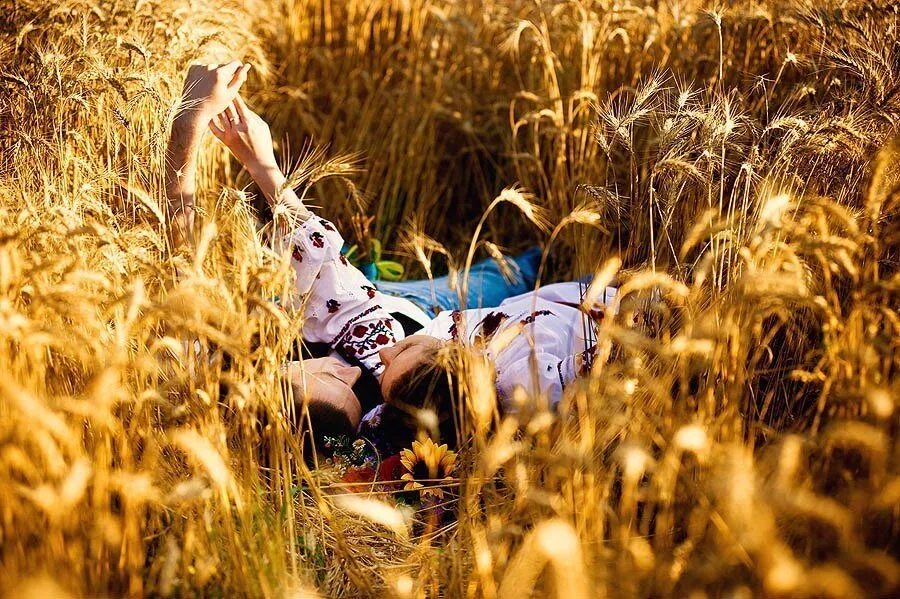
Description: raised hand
xmin=165 ymin=62 xmax=249 ymax=248
xmin=209 ymin=95 xmax=310 ymax=218
xmin=209 ymin=95 xmax=277 ymax=175
xmin=178 ymin=62 xmax=251 ymax=125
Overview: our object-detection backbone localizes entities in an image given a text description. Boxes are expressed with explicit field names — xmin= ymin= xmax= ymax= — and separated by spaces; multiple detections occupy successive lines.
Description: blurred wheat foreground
xmin=1 ymin=0 xmax=899 ymax=597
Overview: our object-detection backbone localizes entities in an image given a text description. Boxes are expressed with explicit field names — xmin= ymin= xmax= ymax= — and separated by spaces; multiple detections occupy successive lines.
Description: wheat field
xmin=0 ymin=0 xmax=898 ymax=597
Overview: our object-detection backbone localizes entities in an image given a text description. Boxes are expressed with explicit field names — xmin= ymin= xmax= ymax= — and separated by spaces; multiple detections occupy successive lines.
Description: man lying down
xmin=164 ymin=62 xmax=617 ymax=459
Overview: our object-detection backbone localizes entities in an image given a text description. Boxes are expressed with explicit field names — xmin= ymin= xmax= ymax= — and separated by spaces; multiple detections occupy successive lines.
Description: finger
xmin=211 ymin=112 xmax=228 ymax=133
xmin=219 ymin=60 xmax=242 ymax=78
xmin=233 ymin=95 xmax=248 ymax=121
xmin=228 ymin=63 xmax=251 ymax=90
xmin=224 ymin=104 xmax=239 ymax=126
xmin=213 ymin=112 xmax=231 ymax=134
xmin=234 ymin=95 xmax=248 ymax=117
xmin=208 ymin=120 xmax=225 ymax=140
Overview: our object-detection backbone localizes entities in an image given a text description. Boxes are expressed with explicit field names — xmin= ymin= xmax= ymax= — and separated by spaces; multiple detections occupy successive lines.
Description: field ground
xmin=0 ymin=0 xmax=898 ymax=597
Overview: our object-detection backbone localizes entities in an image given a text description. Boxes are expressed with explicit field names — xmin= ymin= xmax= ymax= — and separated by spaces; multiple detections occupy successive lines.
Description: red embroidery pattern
xmin=326 ymin=299 xmax=341 ymax=313
xmin=332 ymin=305 xmax=397 ymax=365
xmin=361 ymin=285 xmax=376 ymax=299
xmin=448 ymin=310 xmax=462 ymax=339
xmin=474 ymin=311 xmax=509 ymax=345
xmin=478 ymin=311 xmax=508 ymax=338
xmin=291 ymin=246 xmax=303 ymax=262
xmin=319 ymin=219 xmax=335 ymax=231
xmin=310 ymin=231 xmax=325 ymax=248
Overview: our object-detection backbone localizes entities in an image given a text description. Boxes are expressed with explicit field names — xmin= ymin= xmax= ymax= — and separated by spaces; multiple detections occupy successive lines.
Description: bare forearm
xmin=205 ymin=93 xmax=313 ymax=224
xmin=247 ymin=163 xmax=312 ymax=222
xmin=165 ymin=114 xmax=205 ymax=247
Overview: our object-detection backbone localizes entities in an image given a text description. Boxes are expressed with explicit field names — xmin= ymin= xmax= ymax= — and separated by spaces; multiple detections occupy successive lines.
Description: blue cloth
xmin=375 ymin=247 xmax=542 ymax=315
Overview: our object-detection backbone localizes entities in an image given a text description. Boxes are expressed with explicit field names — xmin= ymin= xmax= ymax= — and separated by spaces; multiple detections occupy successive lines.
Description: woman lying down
xmin=272 ymin=166 xmax=617 ymax=455
xmin=164 ymin=62 xmax=616 ymax=458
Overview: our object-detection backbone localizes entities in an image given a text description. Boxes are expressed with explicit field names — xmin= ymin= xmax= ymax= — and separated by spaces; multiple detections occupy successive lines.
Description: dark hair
xmin=301 ymin=399 xmax=356 ymax=464
xmin=387 ymin=347 xmax=460 ymax=447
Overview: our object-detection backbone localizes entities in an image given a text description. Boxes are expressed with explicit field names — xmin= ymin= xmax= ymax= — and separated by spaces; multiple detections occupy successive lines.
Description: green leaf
xmin=370 ymin=238 xmax=383 ymax=262
xmin=376 ymin=260 xmax=405 ymax=281
xmin=343 ymin=244 xmax=361 ymax=266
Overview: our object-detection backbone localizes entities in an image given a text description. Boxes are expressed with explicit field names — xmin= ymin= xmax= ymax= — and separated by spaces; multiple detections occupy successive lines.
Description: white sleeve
xmin=496 ymin=345 xmax=595 ymax=411
xmin=496 ymin=352 xmax=567 ymax=411
xmin=276 ymin=217 xmax=401 ymax=377
xmin=422 ymin=309 xmax=460 ymax=341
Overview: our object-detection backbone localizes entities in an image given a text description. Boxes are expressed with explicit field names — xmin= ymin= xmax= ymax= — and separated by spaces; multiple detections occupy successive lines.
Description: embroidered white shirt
xmin=422 ymin=282 xmax=617 ymax=410
xmin=277 ymin=216 xmax=426 ymax=377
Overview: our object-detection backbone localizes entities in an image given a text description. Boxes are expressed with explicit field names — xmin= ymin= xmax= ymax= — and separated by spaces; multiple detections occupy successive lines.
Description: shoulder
xmin=424 ymin=310 xmax=461 ymax=341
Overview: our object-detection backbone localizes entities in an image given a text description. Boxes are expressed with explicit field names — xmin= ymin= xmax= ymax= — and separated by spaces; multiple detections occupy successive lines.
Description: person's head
xmin=379 ymin=335 xmax=443 ymax=401
xmin=288 ymin=357 xmax=362 ymax=452
xmin=378 ymin=335 xmax=459 ymax=446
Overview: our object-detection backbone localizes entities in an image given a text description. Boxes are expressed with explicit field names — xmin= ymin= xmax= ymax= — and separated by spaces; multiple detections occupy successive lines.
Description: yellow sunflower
xmin=399 ymin=438 xmax=457 ymax=500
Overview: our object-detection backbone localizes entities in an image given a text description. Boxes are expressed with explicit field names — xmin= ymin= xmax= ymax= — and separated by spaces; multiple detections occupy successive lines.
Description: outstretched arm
xmin=165 ymin=61 xmax=251 ymax=248
xmin=210 ymin=97 xmax=402 ymax=377
xmin=165 ymin=113 xmax=203 ymax=248
xmin=207 ymin=95 xmax=310 ymax=221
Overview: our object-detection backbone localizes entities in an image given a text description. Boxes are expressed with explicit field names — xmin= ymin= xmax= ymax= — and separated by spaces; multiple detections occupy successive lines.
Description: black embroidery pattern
xmin=341 ymin=320 xmax=394 ymax=359
xmin=520 ymin=309 xmax=553 ymax=325
xmin=326 ymin=299 xmax=341 ymax=313
xmin=310 ymin=231 xmax=325 ymax=248
xmin=320 ymin=219 xmax=335 ymax=231
xmin=578 ymin=345 xmax=597 ymax=376
xmin=361 ymin=285 xmax=376 ymax=299
xmin=331 ymin=305 xmax=380 ymax=345
xmin=558 ymin=346 xmax=596 ymax=390
xmin=331 ymin=306 xmax=396 ymax=363
xmin=291 ymin=246 xmax=303 ymax=262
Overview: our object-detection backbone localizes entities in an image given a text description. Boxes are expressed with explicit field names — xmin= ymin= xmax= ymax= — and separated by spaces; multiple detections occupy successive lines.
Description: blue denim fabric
xmin=375 ymin=247 xmax=542 ymax=315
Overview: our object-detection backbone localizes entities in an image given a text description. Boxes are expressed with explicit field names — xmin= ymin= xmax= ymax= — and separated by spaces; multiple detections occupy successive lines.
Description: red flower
xmin=375 ymin=333 xmax=390 ymax=345
xmin=377 ymin=454 xmax=404 ymax=484
xmin=310 ymin=232 xmax=325 ymax=248
xmin=352 ymin=324 xmax=368 ymax=337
